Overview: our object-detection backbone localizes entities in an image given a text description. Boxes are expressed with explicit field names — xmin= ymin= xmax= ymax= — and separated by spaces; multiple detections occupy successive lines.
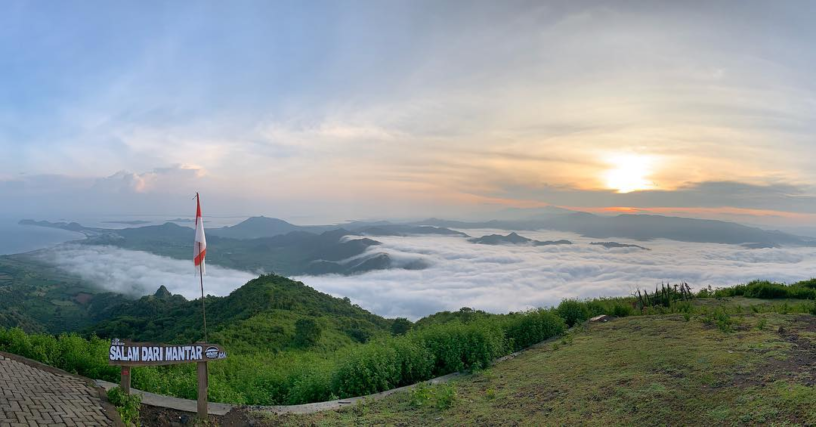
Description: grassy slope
xmin=274 ymin=298 xmax=815 ymax=426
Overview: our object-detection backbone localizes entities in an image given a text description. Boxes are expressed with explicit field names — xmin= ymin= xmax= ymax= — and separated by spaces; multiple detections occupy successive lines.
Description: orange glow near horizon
xmin=563 ymin=205 xmax=816 ymax=224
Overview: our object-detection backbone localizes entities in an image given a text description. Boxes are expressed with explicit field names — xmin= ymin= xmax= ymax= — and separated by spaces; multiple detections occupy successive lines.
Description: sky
xmin=1 ymin=1 xmax=815 ymax=227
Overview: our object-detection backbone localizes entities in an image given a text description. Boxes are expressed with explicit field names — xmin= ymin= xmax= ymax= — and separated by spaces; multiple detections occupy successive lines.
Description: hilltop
xmin=90 ymin=274 xmax=393 ymax=353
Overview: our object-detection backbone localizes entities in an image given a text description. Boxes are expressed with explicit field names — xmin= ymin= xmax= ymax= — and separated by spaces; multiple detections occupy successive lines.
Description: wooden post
xmin=197 ymin=361 xmax=208 ymax=419
xmin=120 ymin=366 xmax=131 ymax=395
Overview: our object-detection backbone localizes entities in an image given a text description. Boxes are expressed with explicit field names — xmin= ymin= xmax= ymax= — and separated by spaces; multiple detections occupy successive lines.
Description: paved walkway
xmin=0 ymin=353 xmax=117 ymax=426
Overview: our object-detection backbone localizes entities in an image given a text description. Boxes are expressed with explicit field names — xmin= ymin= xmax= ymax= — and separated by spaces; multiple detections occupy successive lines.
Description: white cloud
xmin=294 ymin=230 xmax=816 ymax=319
xmin=39 ymin=244 xmax=255 ymax=299
xmin=38 ymin=232 xmax=816 ymax=320
xmin=92 ymin=165 xmax=205 ymax=194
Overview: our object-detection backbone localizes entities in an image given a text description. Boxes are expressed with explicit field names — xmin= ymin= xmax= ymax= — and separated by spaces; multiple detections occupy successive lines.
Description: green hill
xmin=0 ymin=254 xmax=129 ymax=333
xmin=89 ymin=274 xmax=393 ymax=353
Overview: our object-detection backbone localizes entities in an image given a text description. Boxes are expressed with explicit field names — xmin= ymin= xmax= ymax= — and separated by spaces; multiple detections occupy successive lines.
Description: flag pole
xmin=195 ymin=192 xmax=208 ymax=343
xmin=199 ymin=241 xmax=207 ymax=342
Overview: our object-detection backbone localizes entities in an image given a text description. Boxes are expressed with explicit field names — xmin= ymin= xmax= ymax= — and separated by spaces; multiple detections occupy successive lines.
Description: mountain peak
xmin=153 ymin=285 xmax=172 ymax=299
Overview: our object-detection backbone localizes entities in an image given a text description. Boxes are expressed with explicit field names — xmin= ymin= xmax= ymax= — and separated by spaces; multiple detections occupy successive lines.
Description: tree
xmin=391 ymin=318 xmax=412 ymax=336
xmin=293 ymin=319 xmax=322 ymax=347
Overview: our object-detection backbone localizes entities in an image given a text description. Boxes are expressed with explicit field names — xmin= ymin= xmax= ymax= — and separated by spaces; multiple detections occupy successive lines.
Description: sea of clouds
xmin=40 ymin=244 xmax=256 ymax=299
xmin=40 ymin=230 xmax=816 ymax=320
xmin=295 ymin=229 xmax=816 ymax=319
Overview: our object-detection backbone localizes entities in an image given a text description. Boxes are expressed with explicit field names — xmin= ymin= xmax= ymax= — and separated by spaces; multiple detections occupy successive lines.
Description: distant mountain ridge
xmin=417 ymin=213 xmax=815 ymax=247
xmin=19 ymin=220 xmax=435 ymax=276
xmin=208 ymin=216 xmax=337 ymax=239
xmin=469 ymin=232 xmax=572 ymax=247
xmin=19 ymin=210 xmax=816 ymax=281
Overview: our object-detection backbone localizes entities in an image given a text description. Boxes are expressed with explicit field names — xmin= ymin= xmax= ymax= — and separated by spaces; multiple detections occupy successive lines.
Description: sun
xmin=603 ymin=154 xmax=656 ymax=193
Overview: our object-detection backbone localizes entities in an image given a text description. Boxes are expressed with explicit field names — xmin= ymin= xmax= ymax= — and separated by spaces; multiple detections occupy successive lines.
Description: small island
xmin=590 ymin=242 xmax=650 ymax=251
xmin=470 ymin=232 xmax=572 ymax=247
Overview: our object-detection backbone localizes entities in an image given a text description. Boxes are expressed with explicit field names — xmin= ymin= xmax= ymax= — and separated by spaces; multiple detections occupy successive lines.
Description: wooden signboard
xmin=108 ymin=339 xmax=227 ymax=366
xmin=109 ymin=338 xmax=227 ymax=418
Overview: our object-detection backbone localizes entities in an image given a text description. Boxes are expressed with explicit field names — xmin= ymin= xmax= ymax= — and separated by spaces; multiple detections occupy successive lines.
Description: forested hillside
xmin=90 ymin=275 xmax=394 ymax=353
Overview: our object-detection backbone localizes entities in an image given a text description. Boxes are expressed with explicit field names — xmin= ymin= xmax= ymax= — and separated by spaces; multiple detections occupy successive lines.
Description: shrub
xmin=107 ymin=387 xmax=141 ymax=426
xmin=557 ymin=300 xmax=589 ymax=327
xmin=613 ymin=303 xmax=634 ymax=317
xmin=712 ymin=309 xmax=733 ymax=333
xmin=412 ymin=321 xmax=505 ymax=374
xmin=331 ymin=343 xmax=401 ymax=397
xmin=795 ymin=278 xmax=816 ymax=289
xmin=504 ymin=310 xmax=566 ymax=352
xmin=435 ymin=384 xmax=457 ymax=409
xmin=713 ymin=280 xmax=816 ymax=300
xmin=485 ymin=387 xmax=496 ymax=400
xmin=408 ymin=382 xmax=457 ymax=410
xmin=409 ymin=382 xmax=433 ymax=408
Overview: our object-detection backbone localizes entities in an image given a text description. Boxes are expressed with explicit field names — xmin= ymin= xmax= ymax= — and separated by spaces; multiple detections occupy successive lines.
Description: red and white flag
xmin=194 ymin=193 xmax=207 ymax=275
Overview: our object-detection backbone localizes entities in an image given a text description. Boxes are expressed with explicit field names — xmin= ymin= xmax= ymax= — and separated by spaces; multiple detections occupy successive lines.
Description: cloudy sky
xmin=1 ymin=1 xmax=815 ymax=225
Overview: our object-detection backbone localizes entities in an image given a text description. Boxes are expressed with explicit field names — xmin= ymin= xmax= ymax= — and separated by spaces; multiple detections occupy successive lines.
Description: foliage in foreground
xmin=707 ymin=279 xmax=816 ymax=300
xmin=0 ymin=308 xmax=565 ymax=405
xmin=1 ymin=278 xmax=814 ymax=406
xmin=107 ymin=386 xmax=142 ymax=426
xmin=285 ymin=311 xmax=815 ymax=426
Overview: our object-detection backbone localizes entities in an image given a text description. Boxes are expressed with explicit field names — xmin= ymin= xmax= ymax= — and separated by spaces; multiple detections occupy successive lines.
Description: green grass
xmin=268 ymin=298 xmax=815 ymax=426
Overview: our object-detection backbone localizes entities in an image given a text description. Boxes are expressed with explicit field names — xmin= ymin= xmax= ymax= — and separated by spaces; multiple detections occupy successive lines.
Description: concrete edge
xmin=95 ymin=380 xmax=234 ymax=416
xmin=247 ymin=372 xmax=462 ymax=415
xmin=0 ymin=351 xmax=125 ymax=427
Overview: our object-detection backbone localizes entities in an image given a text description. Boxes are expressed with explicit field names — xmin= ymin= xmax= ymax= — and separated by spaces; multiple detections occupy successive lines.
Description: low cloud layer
xmin=40 ymin=233 xmax=816 ymax=320
xmin=40 ymin=244 xmax=256 ymax=299
xmin=295 ymin=230 xmax=816 ymax=319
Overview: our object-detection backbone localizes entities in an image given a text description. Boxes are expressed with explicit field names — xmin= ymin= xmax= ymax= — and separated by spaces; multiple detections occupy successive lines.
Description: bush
xmin=107 ymin=387 xmax=141 ymax=426
xmin=795 ymin=278 xmax=816 ymax=289
xmin=557 ymin=300 xmax=589 ymax=327
xmin=412 ymin=321 xmax=505 ymax=374
xmin=331 ymin=342 xmax=402 ymax=397
xmin=504 ymin=310 xmax=566 ymax=352
xmin=409 ymin=382 xmax=433 ymax=408
xmin=435 ymin=383 xmax=458 ymax=409
xmin=408 ymin=382 xmax=457 ymax=410
xmin=713 ymin=280 xmax=816 ymax=300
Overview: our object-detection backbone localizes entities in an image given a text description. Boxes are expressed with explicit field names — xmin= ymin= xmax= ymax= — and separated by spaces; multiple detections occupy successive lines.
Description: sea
xmin=0 ymin=218 xmax=86 ymax=256
xmin=0 ymin=215 xmax=246 ymax=256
